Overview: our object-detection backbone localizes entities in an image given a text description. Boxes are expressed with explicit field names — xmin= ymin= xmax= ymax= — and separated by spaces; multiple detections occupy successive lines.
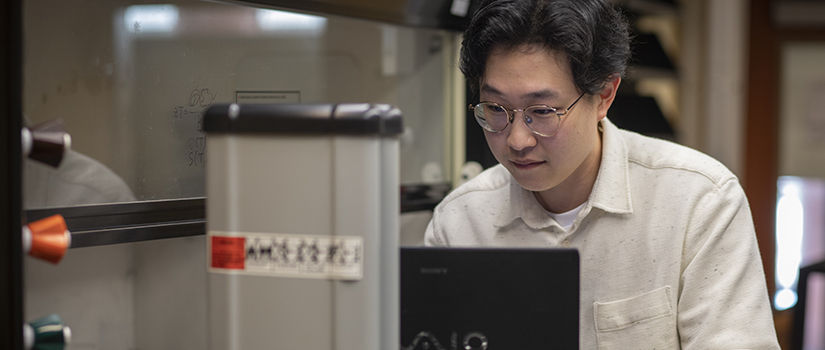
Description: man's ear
xmin=596 ymin=75 xmax=621 ymax=121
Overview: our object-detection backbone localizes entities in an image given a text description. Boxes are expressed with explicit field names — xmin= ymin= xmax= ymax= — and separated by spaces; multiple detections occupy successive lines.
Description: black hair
xmin=460 ymin=0 xmax=631 ymax=97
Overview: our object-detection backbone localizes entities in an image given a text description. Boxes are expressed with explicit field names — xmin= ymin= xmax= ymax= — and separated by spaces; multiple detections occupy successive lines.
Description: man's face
xmin=480 ymin=45 xmax=604 ymax=196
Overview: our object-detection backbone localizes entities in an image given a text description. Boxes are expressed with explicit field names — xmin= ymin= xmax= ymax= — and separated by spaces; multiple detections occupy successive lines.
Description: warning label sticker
xmin=208 ymin=231 xmax=363 ymax=281
xmin=210 ymin=236 xmax=246 ymax=270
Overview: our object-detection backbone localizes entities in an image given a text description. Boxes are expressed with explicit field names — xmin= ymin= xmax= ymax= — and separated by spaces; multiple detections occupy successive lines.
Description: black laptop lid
xmin=400 ymin=247 xmax=580 ymax=350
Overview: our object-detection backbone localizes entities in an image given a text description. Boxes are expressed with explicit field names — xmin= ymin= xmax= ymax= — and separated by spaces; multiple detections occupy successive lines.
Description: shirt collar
xmin=589 ymin=117 xmax=633 ymax=214
xmin=496 ymin=176 xmax=558 ymax=229
xmin=494 ymin=117 xmax=633 ymax=228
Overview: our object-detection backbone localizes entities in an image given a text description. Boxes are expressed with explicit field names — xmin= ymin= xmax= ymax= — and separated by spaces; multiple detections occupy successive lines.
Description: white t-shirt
xmin=547 ymin=200 xmax=585 ymax=232
xmin=425 ymin=118 xmax=779 ymax=349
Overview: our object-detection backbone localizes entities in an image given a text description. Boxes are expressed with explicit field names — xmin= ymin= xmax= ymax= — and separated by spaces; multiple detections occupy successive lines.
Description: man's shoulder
xmin=619 ymin=129 xmax=737 ymax=187
xmin=427 ymin=164 xmax=513 ymax=244
xmin=437 ymin=164 xmax=511 ymax=210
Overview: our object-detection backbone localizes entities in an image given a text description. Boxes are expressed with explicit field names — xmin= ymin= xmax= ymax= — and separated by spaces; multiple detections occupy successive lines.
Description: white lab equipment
xmin=203 ymin=103 xmax=402 ymax=350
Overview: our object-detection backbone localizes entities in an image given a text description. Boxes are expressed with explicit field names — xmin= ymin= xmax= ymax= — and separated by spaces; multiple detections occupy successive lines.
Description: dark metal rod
xmin=1 ymin=0 xmax=24 ymax=348
xmin=25 ymin=198 xmax=207 ymax=248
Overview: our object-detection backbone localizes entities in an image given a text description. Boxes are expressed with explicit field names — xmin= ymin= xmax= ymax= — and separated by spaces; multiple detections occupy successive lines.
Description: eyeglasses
xmin=469 ymin=92 xmax=586 ymax=137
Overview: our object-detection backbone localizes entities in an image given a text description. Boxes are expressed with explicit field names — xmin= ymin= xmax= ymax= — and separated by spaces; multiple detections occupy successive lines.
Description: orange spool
xmin=26 ymin=214 xmax=71 ymax=264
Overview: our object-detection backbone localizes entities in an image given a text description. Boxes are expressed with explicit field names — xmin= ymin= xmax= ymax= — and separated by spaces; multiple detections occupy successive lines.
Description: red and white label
xmin=208 ymin=231 xmax=363 ymax=281
xmin=210 ymin=236 xmax=246 ymax=270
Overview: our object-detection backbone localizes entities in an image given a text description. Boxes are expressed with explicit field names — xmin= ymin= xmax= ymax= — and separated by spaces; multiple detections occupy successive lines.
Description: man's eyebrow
xmin=523 ymin=89 xmax=558 ymax=100
xmin=480 ymin=84 xmax=560 ymax=100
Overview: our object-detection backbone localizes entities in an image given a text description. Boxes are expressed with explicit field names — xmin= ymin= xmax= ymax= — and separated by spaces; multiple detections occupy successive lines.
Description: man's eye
xmin=529 ymin=107 xmax=555 ymax=116
xmin=486 ymin=104 xmax=506 ymax=113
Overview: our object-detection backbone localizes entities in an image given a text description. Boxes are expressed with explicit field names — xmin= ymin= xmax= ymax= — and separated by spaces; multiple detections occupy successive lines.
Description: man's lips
xmin=510 ymin=159 xmax=545 ymax=169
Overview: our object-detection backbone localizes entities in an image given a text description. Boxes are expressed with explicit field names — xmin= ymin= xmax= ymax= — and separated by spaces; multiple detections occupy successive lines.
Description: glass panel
xmin=23 ymin=0 xmax=457 ymax=209
xmin=25 ymin=235 xmax=208 ymax=350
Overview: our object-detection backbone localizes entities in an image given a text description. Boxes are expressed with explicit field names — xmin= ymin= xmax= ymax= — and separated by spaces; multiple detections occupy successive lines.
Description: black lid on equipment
xmin=202 ymin=103 xmax=403 ymax=136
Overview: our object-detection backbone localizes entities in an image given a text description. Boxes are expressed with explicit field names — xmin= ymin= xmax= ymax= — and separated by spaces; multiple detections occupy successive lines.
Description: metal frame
xmin=26 ymin=198 xmax=206 ymax=248
xmin=1 ymin=0 xmax=23 ymax=348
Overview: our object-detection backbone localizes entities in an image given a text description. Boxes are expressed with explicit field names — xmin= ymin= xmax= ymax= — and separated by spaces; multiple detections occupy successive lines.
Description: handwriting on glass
xmin=173 ymin=87 xmax=216 ymax=167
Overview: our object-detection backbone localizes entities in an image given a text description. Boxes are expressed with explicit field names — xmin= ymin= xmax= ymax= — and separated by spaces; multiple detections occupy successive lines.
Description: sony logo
xmin=402 ymin=331 xmax=488 ymax=350
xmin=420 ymin=267 xmax=448 ymax=275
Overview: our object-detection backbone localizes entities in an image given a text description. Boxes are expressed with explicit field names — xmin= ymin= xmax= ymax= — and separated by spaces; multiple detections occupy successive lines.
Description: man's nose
xmin=506 ymin=112 xmax=537 ymax=151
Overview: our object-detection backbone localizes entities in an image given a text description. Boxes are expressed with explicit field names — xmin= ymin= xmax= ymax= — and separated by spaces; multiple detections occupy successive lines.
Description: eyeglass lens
xmin=474 ymin=103 xmax=561 ymax=135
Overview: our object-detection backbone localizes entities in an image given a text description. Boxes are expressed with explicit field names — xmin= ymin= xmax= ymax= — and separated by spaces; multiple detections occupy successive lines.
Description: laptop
xmin=400 ymin=247 xmax=580 ymax=350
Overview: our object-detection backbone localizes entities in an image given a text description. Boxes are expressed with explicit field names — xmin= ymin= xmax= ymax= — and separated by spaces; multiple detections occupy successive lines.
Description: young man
xmin=424 ymin=0 xmax=781 ymax=348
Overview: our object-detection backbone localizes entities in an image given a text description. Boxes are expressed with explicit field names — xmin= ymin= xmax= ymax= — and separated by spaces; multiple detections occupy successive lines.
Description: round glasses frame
xmin=469 ymin=92 xmax=586 ymax=137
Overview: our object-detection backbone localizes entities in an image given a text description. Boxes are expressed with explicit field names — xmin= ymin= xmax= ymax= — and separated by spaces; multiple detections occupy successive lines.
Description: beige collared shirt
xmin=425 ymin=118 xmax=780 ymax=349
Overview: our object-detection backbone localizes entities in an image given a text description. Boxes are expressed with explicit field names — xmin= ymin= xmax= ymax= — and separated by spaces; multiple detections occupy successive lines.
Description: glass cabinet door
xmin=22 ymin=1 xmax=463 ymax=349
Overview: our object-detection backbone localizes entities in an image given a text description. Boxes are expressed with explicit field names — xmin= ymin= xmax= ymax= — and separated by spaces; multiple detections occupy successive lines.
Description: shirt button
xmin=561 ymin=239 xmax=570 ymax=247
